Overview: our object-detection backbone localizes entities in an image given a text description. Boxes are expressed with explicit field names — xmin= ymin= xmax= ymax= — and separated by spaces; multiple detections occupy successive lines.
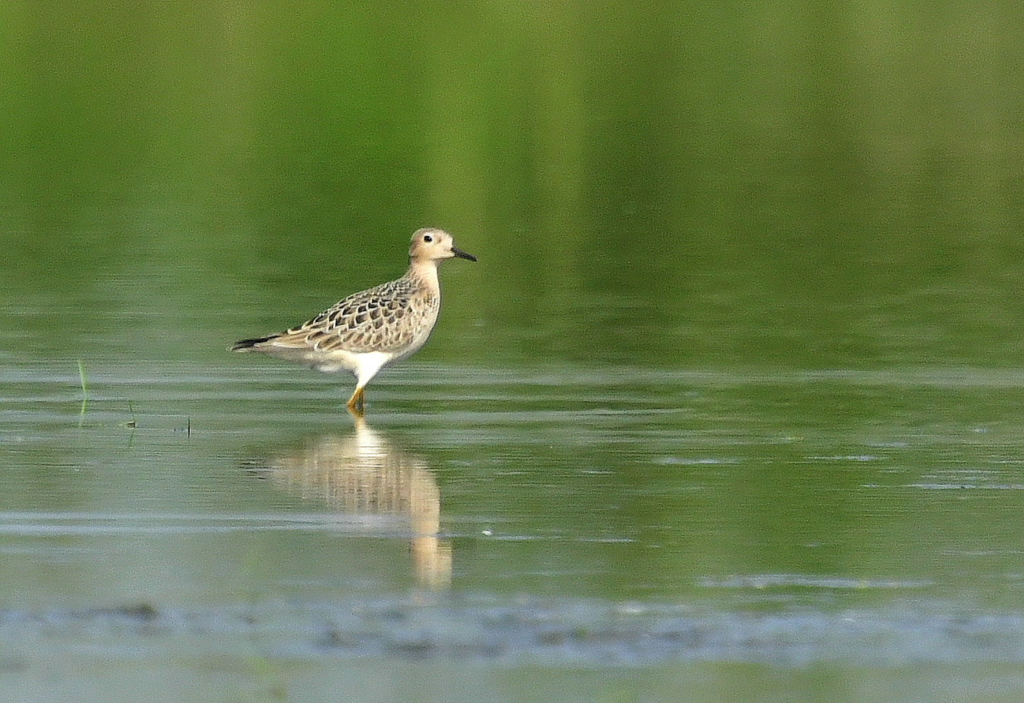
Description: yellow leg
xmin=346 ymin=386 xmax=366 ymax=414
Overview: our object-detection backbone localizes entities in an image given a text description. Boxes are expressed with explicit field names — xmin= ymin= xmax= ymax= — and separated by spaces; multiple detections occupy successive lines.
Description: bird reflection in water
xmin=246 ymin=415 xmax=451 ymax=590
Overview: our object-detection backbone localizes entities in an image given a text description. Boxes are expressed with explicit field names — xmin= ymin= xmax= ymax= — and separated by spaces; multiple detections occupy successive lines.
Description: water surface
xmin=2 ymin=1 xmax=1024 ymax=702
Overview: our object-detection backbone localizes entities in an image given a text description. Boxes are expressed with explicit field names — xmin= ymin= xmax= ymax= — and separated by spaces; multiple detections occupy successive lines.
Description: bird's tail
xmin=230 ymin=335 xmax=277 ymax=352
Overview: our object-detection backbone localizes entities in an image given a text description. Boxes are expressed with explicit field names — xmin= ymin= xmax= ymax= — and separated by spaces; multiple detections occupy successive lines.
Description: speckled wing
xmin=273 ymin=277 xmax=439 ymax=354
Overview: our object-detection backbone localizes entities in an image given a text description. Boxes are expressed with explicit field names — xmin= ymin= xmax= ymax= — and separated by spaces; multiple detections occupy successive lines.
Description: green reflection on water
xmin=2 ymin=1 xmax=1021 ymax=368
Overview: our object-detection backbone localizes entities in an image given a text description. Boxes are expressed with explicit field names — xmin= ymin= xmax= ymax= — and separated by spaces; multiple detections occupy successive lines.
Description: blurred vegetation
xmin=1 ymin=1 xmax=1022 ymax=367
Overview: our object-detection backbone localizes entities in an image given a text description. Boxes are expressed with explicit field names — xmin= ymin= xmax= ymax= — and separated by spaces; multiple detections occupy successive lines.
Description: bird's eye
xmin=423 ymin=234 xmax=433 ymax=243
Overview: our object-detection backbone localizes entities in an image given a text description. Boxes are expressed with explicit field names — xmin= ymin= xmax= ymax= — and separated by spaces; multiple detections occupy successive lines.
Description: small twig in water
xmin=77 ymin=360 xmax=89 ymax=420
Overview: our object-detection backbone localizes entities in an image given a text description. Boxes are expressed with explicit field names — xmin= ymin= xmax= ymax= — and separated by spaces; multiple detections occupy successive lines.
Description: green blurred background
xmin=3 ymin=1 xmax=1022 ymax=369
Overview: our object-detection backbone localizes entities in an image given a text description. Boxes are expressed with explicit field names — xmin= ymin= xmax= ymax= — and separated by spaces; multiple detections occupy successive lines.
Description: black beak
xmin=452 ymin=247 xmax=477 ymax=262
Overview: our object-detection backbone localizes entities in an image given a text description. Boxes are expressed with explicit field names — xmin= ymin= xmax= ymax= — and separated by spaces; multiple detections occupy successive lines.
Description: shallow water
xmin=2 ymin=361 xmax=1023 ymax=701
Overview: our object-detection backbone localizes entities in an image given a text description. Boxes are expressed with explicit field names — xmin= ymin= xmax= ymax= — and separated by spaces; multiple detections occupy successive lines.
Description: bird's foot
xmin=346 ymin=387 xmax=366 ymax=415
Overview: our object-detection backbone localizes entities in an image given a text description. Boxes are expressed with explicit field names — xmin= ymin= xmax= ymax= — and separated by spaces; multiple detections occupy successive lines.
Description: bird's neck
xmin=406 ymin=259 xmax=441 ymax=296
